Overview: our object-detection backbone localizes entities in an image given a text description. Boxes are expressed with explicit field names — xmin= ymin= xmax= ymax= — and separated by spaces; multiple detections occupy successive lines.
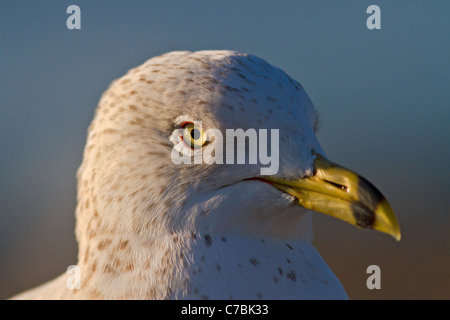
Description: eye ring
xmin=180 ymin=122 xmax=207 ymax=149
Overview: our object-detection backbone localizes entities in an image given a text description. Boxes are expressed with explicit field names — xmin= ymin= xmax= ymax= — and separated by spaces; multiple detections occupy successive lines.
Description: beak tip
xmin=392 ymin=230 xmax=402 ymax=242
xmin=373 ymin=199 xmax=401 ymax=241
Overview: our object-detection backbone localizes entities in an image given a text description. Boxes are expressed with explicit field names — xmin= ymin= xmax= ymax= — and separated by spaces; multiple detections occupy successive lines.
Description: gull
xmin=11 ymin=50 xmax=400 ymax=300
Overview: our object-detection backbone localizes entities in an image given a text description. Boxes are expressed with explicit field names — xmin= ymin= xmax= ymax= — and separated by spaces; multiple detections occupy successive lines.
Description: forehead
xmin=108 ymin=51 xmax=317 ymax=133
xmin=203 ymin=54 xmax=316 ymax=131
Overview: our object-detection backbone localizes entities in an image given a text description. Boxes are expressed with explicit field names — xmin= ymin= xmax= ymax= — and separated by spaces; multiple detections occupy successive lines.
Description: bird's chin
xmin=198 ymin=179 xmax=305 ymax=234
xmin=242 ymin=177 xmax=298 ymax=205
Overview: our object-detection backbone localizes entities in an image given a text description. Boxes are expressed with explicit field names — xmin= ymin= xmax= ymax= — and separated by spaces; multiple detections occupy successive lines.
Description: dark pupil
xmin=191 ymin=128 xmax=201 ymax=140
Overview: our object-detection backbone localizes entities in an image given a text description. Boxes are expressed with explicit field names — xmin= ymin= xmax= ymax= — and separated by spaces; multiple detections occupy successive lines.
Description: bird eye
xmin=181 ymin=122 xmax=207 ymax=148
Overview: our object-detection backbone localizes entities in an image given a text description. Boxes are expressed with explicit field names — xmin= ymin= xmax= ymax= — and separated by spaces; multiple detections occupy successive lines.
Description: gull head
xmin=75 ymin=50 xmax=400 ymax=260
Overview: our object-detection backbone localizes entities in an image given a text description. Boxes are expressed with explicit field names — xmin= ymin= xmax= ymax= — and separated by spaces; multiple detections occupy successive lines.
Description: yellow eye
xmin=181 ymin=122 xmax=207 ymax=148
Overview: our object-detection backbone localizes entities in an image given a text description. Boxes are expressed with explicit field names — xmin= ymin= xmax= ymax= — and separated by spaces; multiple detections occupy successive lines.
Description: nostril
xmin=324 ymin=180 xmax=348 ymax=192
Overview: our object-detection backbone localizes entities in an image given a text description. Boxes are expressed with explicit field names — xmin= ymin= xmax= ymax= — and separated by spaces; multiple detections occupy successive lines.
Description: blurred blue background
xmin=0 ymin=0 xmax=449 ymax=299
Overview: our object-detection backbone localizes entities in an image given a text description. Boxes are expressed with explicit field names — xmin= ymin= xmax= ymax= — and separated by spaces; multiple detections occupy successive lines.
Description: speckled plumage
xmin=11 ymin=50 xmax=347 ymax=300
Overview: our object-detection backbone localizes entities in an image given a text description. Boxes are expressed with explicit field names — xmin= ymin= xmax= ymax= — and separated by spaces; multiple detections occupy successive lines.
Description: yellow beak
xmin=263 ymin=154 xmax=401 ymax=241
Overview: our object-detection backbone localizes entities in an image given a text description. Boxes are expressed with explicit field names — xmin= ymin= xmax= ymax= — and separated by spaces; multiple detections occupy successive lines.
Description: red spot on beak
xmin=244 ymin=177 xmax=274 ymax=186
